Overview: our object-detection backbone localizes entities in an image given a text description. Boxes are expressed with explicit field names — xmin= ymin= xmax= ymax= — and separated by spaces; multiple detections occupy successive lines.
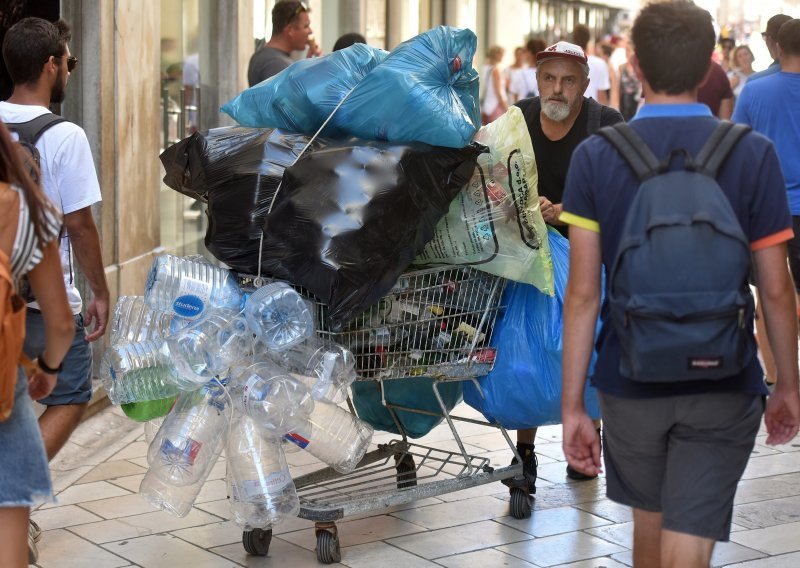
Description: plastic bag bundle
xmin=220 ymin=43 xmax=388 ymax=135
xmin=463 ymin=229 xmax=602 ymax=429
xmin=332 ymin=26 xmax=481 ymax=147
xmin=159 ymin=127 xmax=328 ymax=273
xmin=414 ymin=107 xmax=553 ymax=293
xmin=260 ymin=140 xmax=484 ymax=330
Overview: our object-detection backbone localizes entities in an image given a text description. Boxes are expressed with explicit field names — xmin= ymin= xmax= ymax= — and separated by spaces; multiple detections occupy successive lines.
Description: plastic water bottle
xmin=227 ymin=414 xmax=300 ymax=529
xmin=244 ymin=282 xmax=314 ymax=351
xmin=260 ymin=337 xmax=356 ymax=403
xmin=147 ymin=381 xmax=231 ymax=486
xmin=100 ymin=341 xmax=180 ymax=404
xmin=144 ymin=254 xmax=244 ymax=320
xmin=144 ymin=415 xmax=166 ymax=446
xmin=285 ymin=399 xmax=373 ymax=474
xmin=229 ymin=363 xmax=314 ymax=436
xmin=167 ymin=310 xmax=252 ymax=386
xmin=139 ymin=453 xmax=219 ymax=518
xmin=121 ymin=396 xmax=176 ymax=423
xmin=110 ymin=296 xmax=186 ymax=346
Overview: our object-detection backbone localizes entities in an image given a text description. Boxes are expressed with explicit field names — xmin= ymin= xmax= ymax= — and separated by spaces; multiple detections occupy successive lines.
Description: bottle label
xmin=284 ymin=432 xmax=310 ymax=449
xmin=160 ymin=438 xmax=202 ymax=466
xmin=173 ymin=294 xmax=206 ymax=319
xmin=232 ymin=471 xmax=292 ymax=501
xmin=242 ymin=374 xmax=269 ymax=418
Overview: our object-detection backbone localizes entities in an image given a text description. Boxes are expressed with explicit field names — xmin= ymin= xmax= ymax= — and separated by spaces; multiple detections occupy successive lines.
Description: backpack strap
xmin=5 ymin=114 xmax=68 ymax=144
xmin=598 ymin=123 xmax=663 ymax=182
xmin=586 ymin=98 xmax=602 ymax=135
xmin=691 ymin=121 xmax=751 ymax=178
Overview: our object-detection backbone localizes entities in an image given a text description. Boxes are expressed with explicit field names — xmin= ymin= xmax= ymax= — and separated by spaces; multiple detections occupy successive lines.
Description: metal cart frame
xmin=237 ymin=266 xmax=531 ymax=563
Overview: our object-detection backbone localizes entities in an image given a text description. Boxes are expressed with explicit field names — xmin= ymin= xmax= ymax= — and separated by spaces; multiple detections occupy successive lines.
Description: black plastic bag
xmin=159 ymin=127 xmax=327 ymax=273
xmin=261 ymin=141 xmax=483 ymax=330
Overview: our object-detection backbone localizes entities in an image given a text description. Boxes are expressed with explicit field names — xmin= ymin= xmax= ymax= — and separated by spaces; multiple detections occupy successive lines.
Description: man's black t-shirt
xmin=515 ymin=97 xmax=623 ymax=236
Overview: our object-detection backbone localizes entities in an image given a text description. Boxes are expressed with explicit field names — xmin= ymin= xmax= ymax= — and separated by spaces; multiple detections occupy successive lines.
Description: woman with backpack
xmin=0 ymin=119 xmax=74 ymax=567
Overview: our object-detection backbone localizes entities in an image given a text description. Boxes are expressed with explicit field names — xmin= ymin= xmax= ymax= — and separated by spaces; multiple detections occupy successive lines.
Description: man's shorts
xmin=23 ymin=310 xmax=93 ymax=406
xmin=599 ymin=391 xmax=763 ymax=542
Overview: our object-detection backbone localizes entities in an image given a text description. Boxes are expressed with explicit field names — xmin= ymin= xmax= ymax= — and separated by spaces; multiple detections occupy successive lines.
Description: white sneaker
xmin=29 ymin=519 xmax=42 ymax=543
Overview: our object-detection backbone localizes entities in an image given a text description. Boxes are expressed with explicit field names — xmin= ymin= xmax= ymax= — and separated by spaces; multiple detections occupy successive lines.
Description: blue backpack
xmin=599 ymin=121 xmax=754 ymax=383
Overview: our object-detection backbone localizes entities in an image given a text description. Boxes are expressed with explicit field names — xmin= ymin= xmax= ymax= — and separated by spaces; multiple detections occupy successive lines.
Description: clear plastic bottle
xmin=144 ymin=415 xmax=166 ymax=446
xmin=243 ymin=282 xmax=314 ymax=351
xmin=110 ymin=295 xmax=186 ymax=346
xmin=144 ymin=254 xmax=244 ymax=320
xmin=229 ymin=363 xmax=314 ymax=436
xmin=147 ymin=381 xmax=231 ymax=487
xmin=284 ymin=399 xmax=373 ymax=474
xmin=139 ymin=465 xmax=203 ymax=517
xmin=227 ymin=414 xmax=300 ymax=529
xmin=260 ymin=337 xmax=356 ymax=403
xmin=167 ymin=309 xmax=252 ymax=386
xmin=100 ymin=341 xmax=180 ymax=404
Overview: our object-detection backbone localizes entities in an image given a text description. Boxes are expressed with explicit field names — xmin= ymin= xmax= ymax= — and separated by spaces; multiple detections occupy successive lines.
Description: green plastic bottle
xmin=121 ymin=396 xmax=176 ymax=422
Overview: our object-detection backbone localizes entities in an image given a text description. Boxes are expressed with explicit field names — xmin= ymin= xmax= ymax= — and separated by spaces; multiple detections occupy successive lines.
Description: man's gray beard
xmin=542 ymin=99 xmax=571 ymax=122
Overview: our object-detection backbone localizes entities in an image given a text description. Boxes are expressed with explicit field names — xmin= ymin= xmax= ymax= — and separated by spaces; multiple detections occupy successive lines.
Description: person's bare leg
xmin=517 ymin=428 xmax=537 ymax=445
xmin=661 ymin=529 xmax=715 ymax=568
xmin=38 ymin=402 xmax=88 ymax=461
xmin=0 ymin=507 xmax=31 ymax=568
xmin=633 ymin=508 xmax=663 ymax=568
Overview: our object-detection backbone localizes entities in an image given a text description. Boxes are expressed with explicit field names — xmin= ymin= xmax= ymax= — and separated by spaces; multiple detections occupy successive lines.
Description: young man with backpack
xmin=0 ymin=17 xmax=109 ymax=553
xmin=559 ymin=2 xmax=800 ymax=567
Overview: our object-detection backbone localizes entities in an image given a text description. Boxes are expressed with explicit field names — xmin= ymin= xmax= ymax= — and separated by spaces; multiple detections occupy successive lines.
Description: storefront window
xmin=159 ymin=0 xmax=216 ymax=257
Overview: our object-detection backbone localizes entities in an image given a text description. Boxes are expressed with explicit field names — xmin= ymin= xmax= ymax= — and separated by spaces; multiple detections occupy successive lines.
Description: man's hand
xmin=539 ymin=196 xmax=561 ymax=224
xmin=84 ymin=295 xmax=109 ymax=342
xmin=765 ymin=385 xmax=800 ymax=446
xmin=563 ymin=410 xmax=602 ymax=477
xmin=28 ymin=370 xmax=57 ymax=401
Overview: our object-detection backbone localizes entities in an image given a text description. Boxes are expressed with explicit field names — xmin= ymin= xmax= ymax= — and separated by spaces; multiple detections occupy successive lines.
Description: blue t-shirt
xmin=733 ymin=72 xmax=800 ymax=214
xmin=561 ymin=103 xmax=792 ymax=399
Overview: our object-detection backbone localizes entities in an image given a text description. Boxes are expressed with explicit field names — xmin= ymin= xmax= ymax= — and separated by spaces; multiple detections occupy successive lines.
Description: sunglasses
xmin=289 ymin=1 xmax=309 ymax=20
xmin=51 ymin=54 xmax=78 ymax=72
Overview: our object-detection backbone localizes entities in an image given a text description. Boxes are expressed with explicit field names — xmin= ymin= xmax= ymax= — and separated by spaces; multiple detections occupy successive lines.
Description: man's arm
xmin=718 ymin=96 xmax=733 ymax=120
xmin=64 ymin=206 xmax=109 ymax=342
xmin=754 ymin=243 xmax=800 ymax=445
xmin=561 ymin=225 xmax=603 ymax=475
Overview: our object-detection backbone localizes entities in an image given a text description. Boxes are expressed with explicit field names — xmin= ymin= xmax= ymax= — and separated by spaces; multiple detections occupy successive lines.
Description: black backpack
xmin=599 ymin=121 xmax=755 ymax=383
xmin=5 ymin=114 xmax=67 ymax=184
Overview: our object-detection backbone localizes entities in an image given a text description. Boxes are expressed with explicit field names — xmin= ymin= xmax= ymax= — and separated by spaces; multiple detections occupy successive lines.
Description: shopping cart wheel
xmin=242 ymin=528 xmax=272 ymax=556
xmin=509 ymin=487 xmax=532 ymax=519
xmin=395 ymin=455 xmax=417 ymax=489
xmin=316 ymin=529 xmax=342 ymax=564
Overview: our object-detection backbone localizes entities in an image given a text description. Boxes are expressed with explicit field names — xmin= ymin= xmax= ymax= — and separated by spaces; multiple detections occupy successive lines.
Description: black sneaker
xmin=566 ymin=463 xmax=598 ymax=480
xmin=502 ymin=452 xmax=538 ymax=494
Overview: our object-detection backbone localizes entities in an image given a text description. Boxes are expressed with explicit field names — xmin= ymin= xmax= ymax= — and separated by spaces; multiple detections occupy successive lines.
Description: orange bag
xmin=0 ymin=249 xmax=26 ymax=421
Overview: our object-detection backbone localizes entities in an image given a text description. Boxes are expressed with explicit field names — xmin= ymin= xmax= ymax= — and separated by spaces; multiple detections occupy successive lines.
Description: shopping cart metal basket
xmin=236 ymin=265 xmax=530 ymax=563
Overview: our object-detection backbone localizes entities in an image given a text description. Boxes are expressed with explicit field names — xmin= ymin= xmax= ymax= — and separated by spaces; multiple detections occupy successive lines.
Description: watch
xmin=37 ymin=356 xmax=63 ymax=374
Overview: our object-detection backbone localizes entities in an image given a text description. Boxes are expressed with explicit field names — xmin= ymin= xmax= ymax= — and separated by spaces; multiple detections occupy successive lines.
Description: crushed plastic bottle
xmin=100 ymin=341 xmax=180 ymax=404
xmin=110 ymin=295 xmax=187 ymax=346
xmin=243 ymin=282 xmax=314 ymax=351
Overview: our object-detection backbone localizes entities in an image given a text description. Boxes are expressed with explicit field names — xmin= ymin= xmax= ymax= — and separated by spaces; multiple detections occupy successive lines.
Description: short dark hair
xmin=632 ymin=0 xmax=714 ymax=95
xmin=526 ymin=38 xmax=546 ymax=55
xmin=572 ymin=24 xmax=591 ymax=50
xmin=765 ymin=14 xmax=792 ymax=41
xmin=272 ymin=0 xmax=309 ymax=37
xmin=333 ymin=33 xmax=366 ymax=52
xmin=777 ymin=19 xmax=800 ymax=56
xmin=3 ymin=17 xmax=71 ymax=85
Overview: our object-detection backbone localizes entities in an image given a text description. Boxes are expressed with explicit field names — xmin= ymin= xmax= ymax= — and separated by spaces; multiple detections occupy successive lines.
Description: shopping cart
xmin=236 ymin=265 xmax=529 ymax=563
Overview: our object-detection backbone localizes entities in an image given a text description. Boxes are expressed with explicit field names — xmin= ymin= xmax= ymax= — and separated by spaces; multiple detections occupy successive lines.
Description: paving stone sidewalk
xmin=29 ymin=402 xmax=800 ymax=568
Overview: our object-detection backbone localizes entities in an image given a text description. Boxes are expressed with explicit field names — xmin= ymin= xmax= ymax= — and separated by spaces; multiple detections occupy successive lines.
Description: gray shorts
xmin=599 ymin=391 xmax=764 ymax=542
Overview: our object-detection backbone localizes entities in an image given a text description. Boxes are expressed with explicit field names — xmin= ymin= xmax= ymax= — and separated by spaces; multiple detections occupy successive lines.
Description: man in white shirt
xmin=573 ymin=24 xmax=611 ymax=105
xmin=1 ymin=18 xmax=109 ymax=469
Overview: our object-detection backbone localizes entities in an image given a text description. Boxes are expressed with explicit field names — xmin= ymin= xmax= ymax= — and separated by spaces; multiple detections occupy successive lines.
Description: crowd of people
xmin=1 ymin=1 xmax=799 ymax=568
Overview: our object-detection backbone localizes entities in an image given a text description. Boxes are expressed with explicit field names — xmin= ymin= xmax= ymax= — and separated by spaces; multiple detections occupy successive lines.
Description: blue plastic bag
xmin=463 ymin=229 xmax=602 ymax=429
xmin=220 ymin=43 xmax=388 ymax=135
xmin=331 ymin=26 xmax=481 ymax=147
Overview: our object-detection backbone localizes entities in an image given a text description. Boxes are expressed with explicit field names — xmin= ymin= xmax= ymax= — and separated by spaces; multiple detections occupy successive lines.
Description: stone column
xmin=386 ymin=0 xmax=420 ymax=49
